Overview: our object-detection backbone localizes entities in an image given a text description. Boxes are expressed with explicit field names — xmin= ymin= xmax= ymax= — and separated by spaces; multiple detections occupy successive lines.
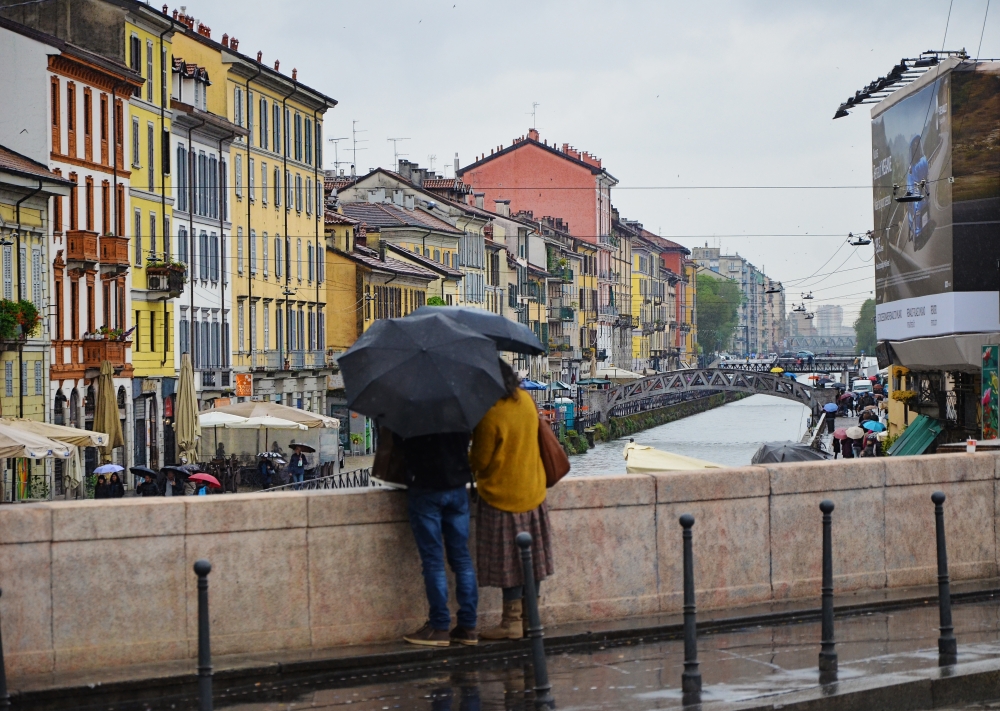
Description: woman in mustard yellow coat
xmin=470 ymin=360 xmax=554 ymax=640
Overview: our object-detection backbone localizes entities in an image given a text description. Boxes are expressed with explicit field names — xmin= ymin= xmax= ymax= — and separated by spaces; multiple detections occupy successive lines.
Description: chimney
xmin=172 ymin=8 xmax=178 ymax=18
xmin=379 ymin=240 xmax=386 ymax=262
xmin=356 ymin=223 xmax=367 ymax=249
xmin=292 ymin=68 xmax=297 ymax=80
xmin=230 ymin=37 xmax=238 ymax=50
xmin=221 ymin=33 xmax=229 ymax=48
xmin=474 ymin=193 xmax=485 ymax=210
xmin=162 ymin=4 xmax=168 ymax=13
xmin=256 ymin=51 xmax=262 ymax=62
xmin=528 ymin=128 xmax=539 ymax=141
xmin=350 ymin=164 xmax=356 ymax=177
xmin=274 ymin=60 xmax=280 ymax=72
xmin=494 ymin=199 xmax=510 ymax=218
xmin=454 ymin=152 xmax=459 ymax=174
xmin=404 ymin=194 xmax=415 ymax=210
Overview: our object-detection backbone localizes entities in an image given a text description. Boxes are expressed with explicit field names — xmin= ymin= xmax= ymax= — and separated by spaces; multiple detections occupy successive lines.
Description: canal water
xmin=570 ymin=393 xmax=812 ymax=476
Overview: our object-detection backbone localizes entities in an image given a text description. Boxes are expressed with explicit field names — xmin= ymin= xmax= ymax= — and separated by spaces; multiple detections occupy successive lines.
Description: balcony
xmin=146 ymin=264 xmax=186 ymax=297
xmin=252 ymin=350 xmax=282 ymax=371
xmin=559 ymin=306 xmax=575 ymax=321
xmin=66 ymin=230 xmax=99 ymax=265
xmin=288 ymin=350 xmax=305 ymax=370
xmin=83 ymin=338 xmax=131 ymax=370
xmin=99 ymin=235 xmax=130 ymax=268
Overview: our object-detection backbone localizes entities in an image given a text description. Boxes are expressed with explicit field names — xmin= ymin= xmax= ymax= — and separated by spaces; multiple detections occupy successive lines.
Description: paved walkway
xmin=12 ymin=579 xmax=1000 ymax=710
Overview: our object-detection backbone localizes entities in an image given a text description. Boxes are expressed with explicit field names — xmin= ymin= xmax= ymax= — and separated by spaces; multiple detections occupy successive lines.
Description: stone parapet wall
xmin=2 ymin=452 xmax=998 ymax=679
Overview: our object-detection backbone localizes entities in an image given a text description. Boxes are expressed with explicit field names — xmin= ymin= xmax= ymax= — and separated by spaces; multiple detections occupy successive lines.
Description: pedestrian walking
xmin=470 ymin=360 xmax=554 ymax=641
xmin=394 ymin=428 xmax=479 ymax=648
xmin=160 ymin=469 xmax=185 ymax=496
xmin=287 ymin=444 xmax=308 ymax=489
xmin=108 ymin=472 xmax=125 ymax=498
xmin=136 ymin=472 xmax=160 ymax=496
xmin=93 ymin=474 xmax=110 ymax=499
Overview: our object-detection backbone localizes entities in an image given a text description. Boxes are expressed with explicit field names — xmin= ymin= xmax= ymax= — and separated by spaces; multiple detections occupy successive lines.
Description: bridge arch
xmin=603 ymin=368 xmax=830 ymax=420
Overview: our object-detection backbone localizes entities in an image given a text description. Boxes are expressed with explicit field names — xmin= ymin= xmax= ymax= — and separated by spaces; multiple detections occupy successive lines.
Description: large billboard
xmin=873 ymin=63 xmax=1000 ymax=341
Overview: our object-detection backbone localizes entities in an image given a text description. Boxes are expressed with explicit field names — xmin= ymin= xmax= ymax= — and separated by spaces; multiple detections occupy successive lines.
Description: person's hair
xmin=498 ymin=359 xmax=520 ymax=400
xmin=97 ymin=475 xmax=106 ymax=484
xmin=110 ymin=473 xmax=119 ymax=483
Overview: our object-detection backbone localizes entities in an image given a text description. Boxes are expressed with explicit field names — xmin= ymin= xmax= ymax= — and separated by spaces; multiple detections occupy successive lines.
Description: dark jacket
xmin=108 ymin=480 xmax=125 ymax=498
xmin=94 ymin=483 xmax=111 ymax=499
xmin=400 ymin=432 xmax=472 ymax=490
xmin=160 ymin=478 xmax=186 ymax=496
xmin=137 ymin=480 xmax=161 ymax=497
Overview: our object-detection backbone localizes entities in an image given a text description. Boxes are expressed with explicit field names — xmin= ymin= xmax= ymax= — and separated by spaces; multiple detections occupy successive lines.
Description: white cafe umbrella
xmin=199 ymin=411 xmax=248 ymax=427
xmin=224 ymin=415 xmax=308 ymax=455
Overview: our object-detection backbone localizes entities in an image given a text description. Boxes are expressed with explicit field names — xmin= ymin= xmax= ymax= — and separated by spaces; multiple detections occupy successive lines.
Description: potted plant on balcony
xmin=0 ymin=300 xmax=40 ymax=342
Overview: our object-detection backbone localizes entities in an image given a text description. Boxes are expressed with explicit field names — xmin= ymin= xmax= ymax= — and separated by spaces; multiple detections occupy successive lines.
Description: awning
xmin=887 ymin=414 xmax=943 ymax=456
xmin=520 ymin=379 xmax=548 ymax=390
xmin=552 ymin=381 xmax=572 ymax=390
xmin=577 ymin=378 xmax=612 ymax=385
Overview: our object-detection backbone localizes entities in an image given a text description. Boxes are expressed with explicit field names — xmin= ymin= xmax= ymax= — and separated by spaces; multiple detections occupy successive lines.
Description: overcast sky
xmin=198 ymin=0 xmax=997 ymax=323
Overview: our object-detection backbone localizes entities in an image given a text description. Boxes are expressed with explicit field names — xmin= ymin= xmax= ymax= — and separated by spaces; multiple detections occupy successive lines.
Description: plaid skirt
xmin=476 ymin=498 xmax=554 ymax=589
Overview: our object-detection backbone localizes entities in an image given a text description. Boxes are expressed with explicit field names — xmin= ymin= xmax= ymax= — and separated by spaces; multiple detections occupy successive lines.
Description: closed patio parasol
xmin=92 ymin=360 xmax=124 ymax=463
xmin=176 ymin=353 xmax=201 ymax=465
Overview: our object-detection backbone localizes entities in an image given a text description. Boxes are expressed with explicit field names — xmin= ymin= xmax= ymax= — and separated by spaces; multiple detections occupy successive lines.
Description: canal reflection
xmin=571 ymin=393 xmax=811 ymax=476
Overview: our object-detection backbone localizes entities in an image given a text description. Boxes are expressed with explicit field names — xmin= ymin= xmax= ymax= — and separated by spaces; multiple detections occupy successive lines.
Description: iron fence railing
xmin=265 ymin=466 xmax=380 ymax=492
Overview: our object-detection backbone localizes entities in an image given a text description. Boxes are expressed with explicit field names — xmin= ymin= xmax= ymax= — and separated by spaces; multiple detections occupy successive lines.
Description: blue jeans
xmin=291 ymin=471 xmax=304 ymax=489
xmin=407 ymin=486 xmax=478 ymax=630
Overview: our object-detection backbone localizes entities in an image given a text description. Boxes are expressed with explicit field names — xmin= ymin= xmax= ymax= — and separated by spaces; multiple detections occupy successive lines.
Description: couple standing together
xmin=392 ymin=360 xmax=554 ymax=647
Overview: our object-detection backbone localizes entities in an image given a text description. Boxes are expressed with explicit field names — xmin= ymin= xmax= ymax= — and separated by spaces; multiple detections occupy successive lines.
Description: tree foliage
xmin=696 ymin=273 xmax=742 ymax=355
xmin=854 ymin=298 xmax=876 ymax=354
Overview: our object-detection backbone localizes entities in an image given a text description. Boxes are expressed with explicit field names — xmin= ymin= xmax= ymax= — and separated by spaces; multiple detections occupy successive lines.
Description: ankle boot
xmin=480 ymin=599 xmax=523 ymax=640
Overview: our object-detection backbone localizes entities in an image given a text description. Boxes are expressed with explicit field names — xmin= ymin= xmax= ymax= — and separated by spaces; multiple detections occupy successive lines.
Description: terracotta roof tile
xmin=324 ymin=210 xmax=358 ymax=226
xmin=340 ymin=202 xmax=462 ymax=234
xmin=341 ymin=245 xmax=439 ymax=280
xmin=0 ymin=145 xmax=71 ymax=183
xmin=384 ymin=243 xmax=463 ymax=278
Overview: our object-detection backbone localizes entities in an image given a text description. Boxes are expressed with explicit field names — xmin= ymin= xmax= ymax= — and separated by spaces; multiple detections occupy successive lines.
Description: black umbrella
xmin=409 ymin=305 xmax=545 ymax=355
xmin=130 ymin=466 xmax=157 ymax=479
xmin=339 ymin=313 xmax=505 ymax=438
xmin=751 ymin=441 xmax=830 ymax=464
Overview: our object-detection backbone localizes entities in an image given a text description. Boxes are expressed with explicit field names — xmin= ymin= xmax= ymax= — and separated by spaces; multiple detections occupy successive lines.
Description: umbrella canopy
xmin=188 ymin=472 xmax=222 ymax=489
xmin=751 ymin=441 xmax=830 ymax=464
xmin=339 ymin=313 xmax=504 ymax=438
xmin=92 ymin=360 xmax=124 ymax=463
xmin=839 ymin=393 xmax=855 ymax=401
xmin=833 ymin=428 xmax=848 ymax=440
xmin=175 ymin=353 xmax=200 ymax=465
xmin=202 ymin=401 xmax=339 ymax=428
xmin=846 ymin=426 xmax=866 ymax=439
xmin=770 ymin=367 xmax=785 ymax=373
xmin=409 ymin=305 xmax=545 ymax=355
xmin=0 ymin=418 xmax=108 ymax=448
xmin=520 ymin=379 xmax=547 ymax=391
xmin=0 ymin=423 xmax=73 ymax=459
xmin=224 ymin=415 xmax=308 ymax=430
xmin=94 ymin=463 xmax=124 ymax=474
xmin=288 ymin=441 xmax=316 ymax=453
xmin=863 ymin=420 xmax=886 ymax=432
xmin=198 ymin=411 xmax=248 ymax=427
xmin=823 ymin=403 xmax=839 ymax=413
xmin=130 ymin=466 xmax=157 ymax=478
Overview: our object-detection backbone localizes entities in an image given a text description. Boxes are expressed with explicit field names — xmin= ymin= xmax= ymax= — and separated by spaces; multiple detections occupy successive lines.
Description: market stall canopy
xmin=223 ymin=415 xmax=308 ymax=431
xmin=623 ymin=442 xmax=723 ymax=474
xmin=198 ymin=411 xmax=249 ymax=427
xmin=0 ymin=418 xmax=108 ymax=448
xmin=204 ymin=401 xmax=339 ymax=428
xmin=597 ymin=367 xmax=642 ymax=382
xmin=0 ymin=423 xmax=73 ymax=459
xmin=751 ymin=441 xmax=829 ymax=464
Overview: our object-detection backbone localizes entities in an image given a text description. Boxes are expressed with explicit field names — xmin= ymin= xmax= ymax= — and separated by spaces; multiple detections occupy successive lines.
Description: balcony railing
xmin=146 ymin=264 xmax=185 ymax=297
xmin=82 ymin=338 xmax=131 ymax=369
xmin=308 ymin=350 xmax=327 ymax=368
xmin=252 ymin=351 xmax=282 ymax=370
xmin=66 ymin=230 xmax=99 ymax=264
xmin=288 ymin=350 xmax=305 ymax=370
xmin=99 ymin=235 xmax=129 ymax=267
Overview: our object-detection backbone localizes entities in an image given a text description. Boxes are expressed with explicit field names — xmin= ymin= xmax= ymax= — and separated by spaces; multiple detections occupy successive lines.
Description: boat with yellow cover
xmin=623 ymin=441 xmax=723 ymax=473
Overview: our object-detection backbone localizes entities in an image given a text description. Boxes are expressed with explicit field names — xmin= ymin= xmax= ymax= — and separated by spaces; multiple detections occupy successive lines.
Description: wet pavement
xmin=52 ymin=596 xmax=1000 ymax=711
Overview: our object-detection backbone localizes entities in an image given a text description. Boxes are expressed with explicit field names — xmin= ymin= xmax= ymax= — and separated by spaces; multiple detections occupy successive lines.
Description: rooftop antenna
xmin=428 ymin=154 xmax=437 ymax=171
xmin=527 ymin=102 xmax=540 ymax=129
xmin=326 ymin=136 xmax=349 ymax=173
xmin=387 ymin=137 xmax=410 ymax=171
xmin=351 ymin=120 xmax=368 ymax=171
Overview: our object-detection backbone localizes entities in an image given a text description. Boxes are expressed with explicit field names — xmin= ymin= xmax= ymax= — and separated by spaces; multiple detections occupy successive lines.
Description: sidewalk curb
xmin=10 ymin=585 xmax=1000 ymax=709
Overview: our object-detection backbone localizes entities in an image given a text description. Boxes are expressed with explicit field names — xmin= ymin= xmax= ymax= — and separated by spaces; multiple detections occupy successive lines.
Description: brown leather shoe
xmin=450 ymin=625 xmax=479 ymax=646
xmin=403 ymin=622 xmax=451 ymax=647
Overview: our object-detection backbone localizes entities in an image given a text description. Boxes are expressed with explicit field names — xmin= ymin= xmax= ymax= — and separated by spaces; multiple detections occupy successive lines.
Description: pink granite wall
xmin=1 ymin=452 xmax=998 ymax=679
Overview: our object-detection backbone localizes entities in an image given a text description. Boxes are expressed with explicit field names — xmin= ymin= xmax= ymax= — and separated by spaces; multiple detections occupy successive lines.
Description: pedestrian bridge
xmin=603 ymin=368 xmax=831 ymax=419
xmin=719 ymin=357 xmax=859 ymax=374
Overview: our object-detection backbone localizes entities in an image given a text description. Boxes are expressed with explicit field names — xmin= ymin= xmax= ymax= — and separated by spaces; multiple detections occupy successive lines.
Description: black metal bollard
xmin=679 ymin=514 xmax=702 ymax=696
xmin=818 ymin=500 xmax=837 ymax=673
xmin=194 ymin=560 xmax=213 ymax=711
xmin=932 ymin=492 xmax=957 ymax=663
xmin=516 ymin=532 xmax=554 ymax=709
xmin=0 ymin=588 xmax=9 ymax=709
